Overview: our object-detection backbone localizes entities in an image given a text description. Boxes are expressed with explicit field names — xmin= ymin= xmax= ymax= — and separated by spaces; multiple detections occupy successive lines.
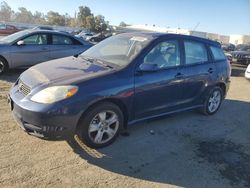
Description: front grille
xmin=18 ymin=80 xmax=31 ymax=96
xmin=233 ymin=54 xmax=243 ymax=59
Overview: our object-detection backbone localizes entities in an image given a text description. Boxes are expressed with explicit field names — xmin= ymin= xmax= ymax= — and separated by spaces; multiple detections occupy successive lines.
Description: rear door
xmin=49 ymin=34 xmax=86 ymax=59
xmin=180 ymin=40 xmax=216 ymax=106
xmin=9 ymin=33 xmax=51 ymax=67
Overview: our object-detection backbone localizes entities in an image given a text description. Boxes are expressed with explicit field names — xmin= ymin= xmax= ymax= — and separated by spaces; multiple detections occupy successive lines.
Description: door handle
xmin=175 ymin=73 xmax=184 ymax=78
xmin=208 ymin=68 xmax=214 ymax=73
xmin=41 ymin=48 xmax=48 ymax=51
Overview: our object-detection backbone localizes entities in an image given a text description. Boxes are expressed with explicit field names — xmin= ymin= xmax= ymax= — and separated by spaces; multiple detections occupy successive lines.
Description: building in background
xmin=114 ymin=24 xmax=250 ymax=45
xmin=229 ymin=35 xmax=250 ymax=45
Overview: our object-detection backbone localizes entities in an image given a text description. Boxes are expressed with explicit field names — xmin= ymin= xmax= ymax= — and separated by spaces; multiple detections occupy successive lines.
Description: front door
xmin=10 ymin=33 xmax=50 ymax=67
xmin=134 ymin=39 xmax=185 ymax=119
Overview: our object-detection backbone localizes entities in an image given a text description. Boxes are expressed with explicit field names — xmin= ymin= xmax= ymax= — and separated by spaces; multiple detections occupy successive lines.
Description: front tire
xmin=0 ymin=57 xmax=8 ymax=75
xmin=201 ymin=87 xmax=223 ymax=115
xmin=76 ymin=102 xmax=124 ymax=148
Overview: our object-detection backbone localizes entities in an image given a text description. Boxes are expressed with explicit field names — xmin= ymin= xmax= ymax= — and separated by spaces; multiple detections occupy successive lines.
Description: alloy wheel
xmin=0 ymin=61 xmax=4 ymax=73
xmin=208 ymin=90 xmax=222 ymax=113
xmin=88 ymin=110 xmax=119 ymax=144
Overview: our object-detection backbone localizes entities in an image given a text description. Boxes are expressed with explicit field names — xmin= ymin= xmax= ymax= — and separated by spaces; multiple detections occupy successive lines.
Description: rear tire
xmin=0 ymin=57 xmax=8 ymax=75
xmin=200 ymin=87 xmax=223 ymax=115
xmin=76 ymin=102 xmax=124 ymax=148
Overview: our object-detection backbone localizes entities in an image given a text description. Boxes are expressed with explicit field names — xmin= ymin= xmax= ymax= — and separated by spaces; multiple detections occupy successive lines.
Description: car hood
xmin=231 ymin=51 xmax=250 ymax=55
xmin=19 ymin=56 xmax=113 ymax=89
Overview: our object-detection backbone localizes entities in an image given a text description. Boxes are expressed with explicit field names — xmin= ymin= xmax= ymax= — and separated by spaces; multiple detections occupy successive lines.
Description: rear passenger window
xmin=184 ymin=41 xmax=208 ymax=65
xmin=52 ymin=35 xmax=73 ymax=45
xmin=210 ymin=46 xmax=226 ymax=61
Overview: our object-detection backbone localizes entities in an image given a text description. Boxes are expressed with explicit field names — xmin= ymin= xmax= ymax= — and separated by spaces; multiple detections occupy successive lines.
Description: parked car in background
xmin=245 ymin=64 xmax=250 ymax=79
xmin=86 ymin=32 xmax=111 ymax=43
xmin=0 ymin=23 xmax=20 ymax=35
xmin=75 ymin=31 xmax=94 ymax=40
xmin=32 ymin=26 xmax=54 ymax=30
xmin=8 ymin=33 xmax=230 ymax=148
xmin=224 ymin=52 xmax=232 ymax=64
xmin=0 ymin=29 xmax=92 ymax=74
xmin=230 ymin=45 xmax=250 ymax=65
xmin=221 ymin=43 xmax=235 ymax=52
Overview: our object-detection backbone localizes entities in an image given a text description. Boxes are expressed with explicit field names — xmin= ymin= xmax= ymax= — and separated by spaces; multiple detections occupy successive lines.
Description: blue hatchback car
xmin=9 ymin=33 xmax=231 ymax=148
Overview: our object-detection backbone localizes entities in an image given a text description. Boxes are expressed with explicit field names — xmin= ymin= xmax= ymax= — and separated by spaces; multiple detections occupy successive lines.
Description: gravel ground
xmin=0 ymin=64 xmax=249 ymax=188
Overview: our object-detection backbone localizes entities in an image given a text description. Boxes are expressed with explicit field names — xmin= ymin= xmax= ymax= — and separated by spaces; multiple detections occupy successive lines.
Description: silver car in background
xmin=0 ymin=30 xmax=92 ymax=74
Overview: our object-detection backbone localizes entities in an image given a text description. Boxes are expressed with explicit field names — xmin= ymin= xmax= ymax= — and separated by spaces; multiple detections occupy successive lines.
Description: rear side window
xmin=52 ymin=35 xmax=73 ymax=45
xmin=184 ymin=41 xmax=208 ymax=65
xmin=210 ymin=46 xmax=226 ymax=61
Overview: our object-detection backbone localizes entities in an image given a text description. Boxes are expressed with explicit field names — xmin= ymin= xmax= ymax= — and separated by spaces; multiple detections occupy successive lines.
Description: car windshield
xmin=81 ymin=34 xmax=153 ymax=67
xmin=0 ymin=30 xmax=29 ymax=44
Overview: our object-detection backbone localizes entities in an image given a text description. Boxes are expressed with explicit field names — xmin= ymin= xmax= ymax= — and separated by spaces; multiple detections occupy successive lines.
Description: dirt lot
xmin=0 ymin=64 xmax=250 ymax=188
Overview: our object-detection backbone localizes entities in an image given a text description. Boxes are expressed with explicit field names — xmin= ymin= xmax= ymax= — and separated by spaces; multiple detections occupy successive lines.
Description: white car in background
xmin=245 ymin=64 xmax=250 ymax=79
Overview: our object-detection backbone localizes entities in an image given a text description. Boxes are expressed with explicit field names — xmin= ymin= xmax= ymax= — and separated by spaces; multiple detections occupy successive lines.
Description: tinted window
xmin=23 ymin=34 xmax=48 ymax=45
xmin=184 ymin=41 xmax=208 ymax=65
xmin=52 ymin=35 xmax=73 ymax=45
xmin=210 ymin=46 xmax=226 ymax=61
xmin=143 ymin=40 xmax=180 ymax=69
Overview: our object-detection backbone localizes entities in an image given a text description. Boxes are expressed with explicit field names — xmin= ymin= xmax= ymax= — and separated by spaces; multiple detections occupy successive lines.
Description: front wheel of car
xmin=0 ymin=57 xmax=8 ymax=75
xmin=76 ymin=102 xmax=124 ymax=148
xmin=201 ymin=87 xmax=223 ymax=115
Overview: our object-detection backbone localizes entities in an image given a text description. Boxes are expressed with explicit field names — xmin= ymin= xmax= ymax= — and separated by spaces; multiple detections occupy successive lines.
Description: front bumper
xmin=8 ymin=86 xmax=82 ymax=139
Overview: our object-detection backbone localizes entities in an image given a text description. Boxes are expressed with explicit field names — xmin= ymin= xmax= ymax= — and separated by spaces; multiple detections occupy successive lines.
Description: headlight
xmin=31 ymin=85 xmax=78 ymax=104
xmin=244 ymin=55 xmax=250 ymax=59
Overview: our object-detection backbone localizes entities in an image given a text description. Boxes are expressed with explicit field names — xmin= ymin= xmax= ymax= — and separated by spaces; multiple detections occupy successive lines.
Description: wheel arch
xmin=75 ymin=97 xmax=129 ymax=133
xmin=0 ymin=55 xmax=9 ymax=68
xmin=216 ymin=82 xmax=226 ymax=97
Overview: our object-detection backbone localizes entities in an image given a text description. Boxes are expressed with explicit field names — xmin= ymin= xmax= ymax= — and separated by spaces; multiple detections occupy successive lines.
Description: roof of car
xmin=120 ymin=32 xmax=221 ymax=47
xmin=25 ymin=29 xmax=69 ymax=35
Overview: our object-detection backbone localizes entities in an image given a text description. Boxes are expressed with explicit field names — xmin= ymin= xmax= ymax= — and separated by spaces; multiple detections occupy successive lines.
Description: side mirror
xmin=138 ymin=63 xmax=158 ymax=72
xmin=17 ymin=40 xmax=25 ymax=46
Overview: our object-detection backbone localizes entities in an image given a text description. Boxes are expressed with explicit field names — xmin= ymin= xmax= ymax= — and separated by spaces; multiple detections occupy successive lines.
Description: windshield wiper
xmin=81 ymin=56 xmax=95 ymax=63
xmin=96 ymin=59 xmax=114 ymax=69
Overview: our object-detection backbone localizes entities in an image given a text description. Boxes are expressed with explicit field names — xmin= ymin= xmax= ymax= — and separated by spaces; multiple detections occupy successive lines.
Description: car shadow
xmin=67 ymin=99 xmax=250 ymax=188
xmin=0 ymin=69 xmax=24 ymax=83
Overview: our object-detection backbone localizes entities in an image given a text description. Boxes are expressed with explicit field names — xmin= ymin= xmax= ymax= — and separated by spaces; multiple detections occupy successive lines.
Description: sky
xmin=2 ymin=0 xmax=250 ymax=35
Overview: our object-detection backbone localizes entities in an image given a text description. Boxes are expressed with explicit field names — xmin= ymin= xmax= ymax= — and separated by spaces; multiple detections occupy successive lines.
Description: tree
xmin=77 ymin=6 xmax=92 ymax=27
xmin=33 ymin=11 xmax=46 ymax=24
xmin=85 ymin=15 xmax=95 ymax=31
xmin=119 ymin=21 xmax=127 ymax=27
xmin=94 ymin=15 xmax=107 ymax=32
xmin=0 ymin=1 xmax=13 ymax=21
xmin=14 ymin=7 xmax=34 ymax=23
xmin=46 ymin=11 xmax=65 ymax=26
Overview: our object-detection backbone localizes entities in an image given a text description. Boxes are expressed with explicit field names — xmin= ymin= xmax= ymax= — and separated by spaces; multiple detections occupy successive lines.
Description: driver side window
xmin=22 ymin=34 xmax=48 ymax=45
xmin=143 ymin=40 xmax=180 ymax=69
